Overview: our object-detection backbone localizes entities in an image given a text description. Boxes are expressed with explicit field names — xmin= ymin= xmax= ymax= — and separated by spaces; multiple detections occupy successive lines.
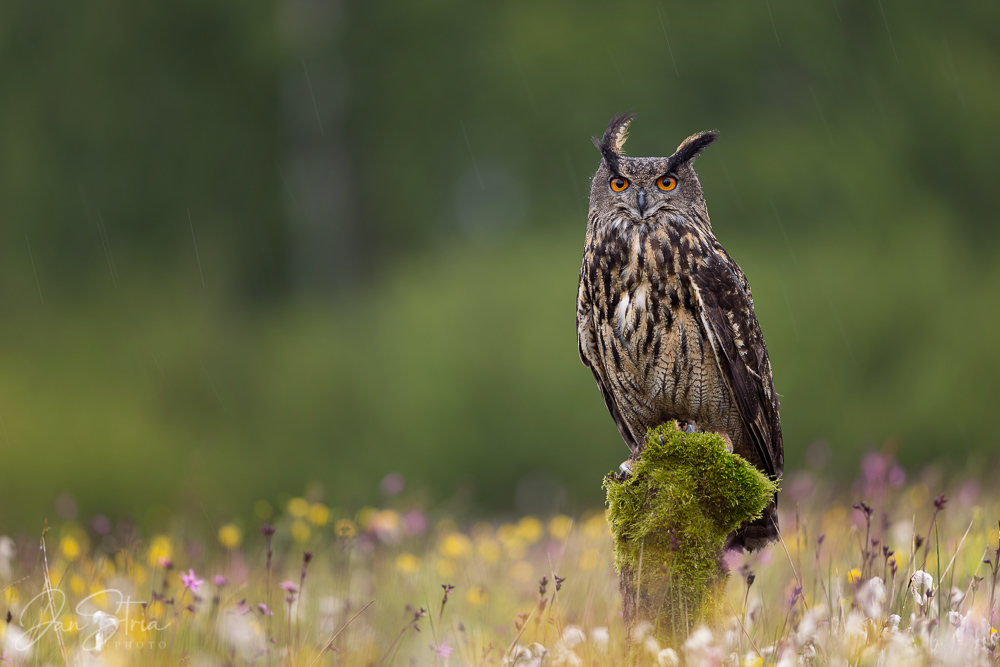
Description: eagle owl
xmin=576 ymin=112 xmax=784 ymax=551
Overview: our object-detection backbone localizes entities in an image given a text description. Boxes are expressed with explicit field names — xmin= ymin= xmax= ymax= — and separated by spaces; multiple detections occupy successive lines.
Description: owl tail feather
xmin=726 ymin=496 xmax=779 ymax=552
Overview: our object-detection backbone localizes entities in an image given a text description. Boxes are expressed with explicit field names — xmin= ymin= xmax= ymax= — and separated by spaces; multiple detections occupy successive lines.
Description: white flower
xmin=89 ymin=611 xmax=119 ymax=652
xmin=502 ymin=643 xmax=548 ymax=667
xmin=2 ymin=624 xmax=32 ymax=661
xmin=218 ymin=613 xmax=264 ymax=657
xmin=561 ymin=626 xmax=585 ymax=649
xmin=775 ymin=648 xmax=797 ymax=667
xmin=885 ymin=614 xmax=901 ymax=633
xmin=910 ymin=570 xmax=934 ymax=607
xmin=631 ymin=621 xmax=654 ymax=642
xmin=683 ymin=626 xmax=722 ymax=667
xmin=950 ymin=587 xmax=965 ymax=608
xmin=644 ymin=635 xmax=661 ymax=656
xmin=590 ymin=627 xmax=609 ymax=653
xmin=857 ymin=576 xmax=886 ymax=618
xmin=549 ymin=642 xmax=582 ymax=666
xmin=795 ymin=604 xmax=827 ymax=646
xmin=657 ymin=647 xmax=679 ymax=666
xmin=0 ymin=536 xmax=14 ymax=581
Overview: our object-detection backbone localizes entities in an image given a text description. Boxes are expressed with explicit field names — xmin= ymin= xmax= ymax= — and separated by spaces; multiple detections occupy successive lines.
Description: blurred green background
xmin=1 ymin=0 xmax=998 ymax=530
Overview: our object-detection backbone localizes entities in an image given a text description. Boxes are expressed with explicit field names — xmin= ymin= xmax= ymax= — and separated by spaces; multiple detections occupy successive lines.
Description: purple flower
xmin=431 ymin=640 xmax=454 ymax=659
xmin=380 ymin=472 xmax=406 ymax=497
xmin=258 ymin=603 xmax=273 ymax=616
xmin=403 ymin=510 xmax=428 ymax=536
xmin=861 ymin=452 xmax=887 ymax=483
xmin=214 ymin=575 xmax=227 ymax=587
xmin=280 ymin=580 xmax=297 ymax=593
xmin=180 ymin=569 xmax=204 ymax=592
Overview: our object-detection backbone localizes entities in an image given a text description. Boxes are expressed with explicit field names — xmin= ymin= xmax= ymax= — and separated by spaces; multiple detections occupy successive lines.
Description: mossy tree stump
xmin=604 ymin=422 xmax=777 ymax=649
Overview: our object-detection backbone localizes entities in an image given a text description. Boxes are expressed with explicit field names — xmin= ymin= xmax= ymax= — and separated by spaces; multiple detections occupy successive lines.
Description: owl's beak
xmin=637 ymin=189 xmax=648 ymax=216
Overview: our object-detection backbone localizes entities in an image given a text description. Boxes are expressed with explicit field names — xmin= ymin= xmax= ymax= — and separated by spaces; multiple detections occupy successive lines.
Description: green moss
xmin=604 ymin=422 xmax=777 ymax=644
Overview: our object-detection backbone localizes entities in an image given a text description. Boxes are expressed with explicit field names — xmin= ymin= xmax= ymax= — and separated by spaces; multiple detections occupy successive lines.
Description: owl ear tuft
xmin=667 ymin=130 xmax=718 ymax=172
xmin=592 ymin=111 xmax=635 ymax=173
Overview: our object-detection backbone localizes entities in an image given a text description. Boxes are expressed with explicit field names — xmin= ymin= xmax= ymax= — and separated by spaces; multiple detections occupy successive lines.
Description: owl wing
xmin=577 ymin=276 xmax=642 ymax=454
xmin=689 ymin=252 xmax=783 ymax=479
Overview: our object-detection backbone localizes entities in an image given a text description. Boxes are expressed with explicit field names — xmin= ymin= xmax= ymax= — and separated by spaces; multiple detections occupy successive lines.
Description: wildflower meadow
xmin=1 ymin=450 xmax=999 ymax=666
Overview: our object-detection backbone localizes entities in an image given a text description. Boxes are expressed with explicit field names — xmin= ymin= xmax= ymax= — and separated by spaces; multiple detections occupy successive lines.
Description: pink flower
xmin=280 ymin=580 xmax=297 ymax=593
xmin=158 ymin=557 xmax=173 ymax=569
xmin=258 ymin=603 xmax=273 ymax=616
xmin=180 ymin=569 xmax=204 ymax=592
xmin=431 ymin=640 xmax=454 ymax=659
xmin=214 ymin=575 xmax=227 ymax=587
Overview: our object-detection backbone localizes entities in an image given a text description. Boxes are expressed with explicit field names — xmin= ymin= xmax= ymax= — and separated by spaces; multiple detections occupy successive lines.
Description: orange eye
xmin=610 ymin=176 xmax=629 ymax=192
xmin=657 ymin=175 xmax=677 ymax=192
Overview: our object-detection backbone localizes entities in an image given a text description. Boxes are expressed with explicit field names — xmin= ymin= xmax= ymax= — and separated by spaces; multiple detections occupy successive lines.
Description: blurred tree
xmin=0 ymin=0 xmax=287 ymax=295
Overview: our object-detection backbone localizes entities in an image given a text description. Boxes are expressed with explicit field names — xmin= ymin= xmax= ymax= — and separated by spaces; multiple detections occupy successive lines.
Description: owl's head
xmin=589 ymin=112 xmax=717 ymax=229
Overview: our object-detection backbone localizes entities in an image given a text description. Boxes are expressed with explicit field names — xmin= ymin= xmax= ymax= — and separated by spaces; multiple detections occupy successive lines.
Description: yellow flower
xmin=147 ymin=535 xmax=172 ymax=566
xmin=287 ymin=497 xmax=309 ymax=518
xmin=308 ymin=503 xmax=331 ymax=526
xmin=369 ymin=509 xmax=402 ymax=536
xmin=69 ymin=574 xmax=86 ymax=596
xmin=254 ymin=500 xmax=273 ymax=520
xmin=580 ymin=548 xmax=600 ymax=571
xmin=466 ymin=586 xmax=489 ymax=605
xmin=356 ymin=507 xmax=377 ymax=529
xmin=60 ymin=536 xmax=82 ymax=561
xmin=583 ymin=515 xmax=609 ymax=542
xmin=94 ymin=559 xmax=115 ymax=580
xmin=516 ymin=517 xmax=543 ymax=544
xmin=497 ymin=523 xmax=518 ymax=543
xmin=60 ymin=616 xmax=78 ymax=634
xmin=477 ymin=538 xmax=501 ymax=563
xmin=503 ymin=538 xmax=527 ymax=560
xmin=438 ymin=533 xmax=472 ymax=559
xmin=847 ymin=568 xmax=862 ymax=584
xmin=335 ymin=518 xmax=357 ymax=539
xmin=291 ymin=520 xmax=311 ymax=543
xmin=743 ymin=653 xmax=763 ymax=667
xmin=132 ymin=564 xmax=149 ymax=586
xmin=395 ymin=553 xmax=421 ymax=574
xmin=218 ymin=524 xmax=242 ymax=550
xmin=88 ymin=584 xmax=108 ymax=608
xmin=437 ymin=559 xmax=456 ymax=578
xmin=509 ymin=561 xmax=533 ymax=583
xmin=548 ymin=515 xmax=573 ymax=541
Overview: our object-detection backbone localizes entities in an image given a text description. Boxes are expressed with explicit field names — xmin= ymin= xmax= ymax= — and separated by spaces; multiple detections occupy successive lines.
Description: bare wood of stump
xmin=604 ymin=423 xmax=776 ymax=650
